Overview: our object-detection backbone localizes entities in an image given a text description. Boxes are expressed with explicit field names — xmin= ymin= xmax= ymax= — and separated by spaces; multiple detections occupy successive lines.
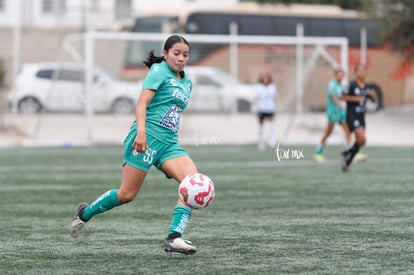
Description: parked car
xmin=9 ymin=63 xmax=138 ymax=114
xmin=9 ymin=63 xmax=255 ymax=114
xmin=183 ymin=66 xmax=255 ymax=113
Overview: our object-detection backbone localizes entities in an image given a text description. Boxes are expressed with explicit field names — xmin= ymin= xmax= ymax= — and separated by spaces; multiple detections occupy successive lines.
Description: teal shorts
xmin=122 ymin=128 xmax=188 ymax=177
xmin=327 ymin=110 xmax=346 ymax=124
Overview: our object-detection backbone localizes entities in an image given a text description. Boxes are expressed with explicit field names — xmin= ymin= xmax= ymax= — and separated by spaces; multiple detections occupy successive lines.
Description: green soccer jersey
xmin=139 ymin=61 xmax=192 ymax=143
xmin=327 ymin=79 xmax=344 ymax=113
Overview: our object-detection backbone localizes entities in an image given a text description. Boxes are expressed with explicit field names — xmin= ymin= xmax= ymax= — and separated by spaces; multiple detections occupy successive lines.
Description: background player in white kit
xmin=253 ymin=73 xmax=277 ymax=150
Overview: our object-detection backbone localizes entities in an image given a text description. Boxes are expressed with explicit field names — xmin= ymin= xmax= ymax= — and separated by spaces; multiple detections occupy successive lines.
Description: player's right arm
xmin=340 ymin=82 xmax=365 ymax=103
xmin=340 ymin=94 xmax=365 ymax=103
xmin=133 ymin=89 xmax=155 ymax=153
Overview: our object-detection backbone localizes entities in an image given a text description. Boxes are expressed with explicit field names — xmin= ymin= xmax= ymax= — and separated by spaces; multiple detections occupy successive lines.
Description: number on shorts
xmin=143 ymin=148 xmax=157 ymax=164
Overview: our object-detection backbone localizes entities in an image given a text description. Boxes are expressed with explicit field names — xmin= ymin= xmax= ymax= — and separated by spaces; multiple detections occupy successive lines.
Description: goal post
xmin=84 ymin=29 xmax=349 ymax=106
xmin=80 ymin=30 xmax=348 ymax=142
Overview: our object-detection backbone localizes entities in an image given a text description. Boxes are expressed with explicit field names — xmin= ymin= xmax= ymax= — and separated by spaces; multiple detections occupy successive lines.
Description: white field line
xmin=0 ymin=160 xmax=326 ymax=173
xmin=0 ymin=158 xmax=413 ymax=173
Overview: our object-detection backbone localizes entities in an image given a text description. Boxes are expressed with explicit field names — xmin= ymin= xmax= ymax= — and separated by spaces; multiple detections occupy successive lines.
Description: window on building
xmin=42 ymin=0 xmax=66 ymax=14
xmin=115 ymin=0 xmax=131 ymax=21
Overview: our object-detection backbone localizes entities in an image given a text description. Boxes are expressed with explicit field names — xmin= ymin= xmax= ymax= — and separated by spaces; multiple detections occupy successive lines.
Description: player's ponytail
xmin=143 ymin=50 xmax=164 ymax=68
xmin=143 ymin=35 xmax=190 ymax=69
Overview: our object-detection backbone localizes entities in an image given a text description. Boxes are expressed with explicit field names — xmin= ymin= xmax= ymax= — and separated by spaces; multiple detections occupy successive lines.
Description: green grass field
xmin=1 ymin=144 xmax=414 ymax=274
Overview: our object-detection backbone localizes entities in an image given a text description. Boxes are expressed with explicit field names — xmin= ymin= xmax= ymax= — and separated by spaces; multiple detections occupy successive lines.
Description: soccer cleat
xmin=353 ymin=152 xmax=368 ymax=163
xmin=313 ymin=154 xmax=326 ymax=163
xmin=162 ymin=237 xmax=198 ymax=255
xmin=70 ymin=202 xmax=88 ymax=238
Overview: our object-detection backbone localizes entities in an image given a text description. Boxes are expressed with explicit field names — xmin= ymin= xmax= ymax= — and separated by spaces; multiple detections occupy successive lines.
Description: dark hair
xmin=143 ymin=35 xmax=190 ymax=68
xmin=258 ymin=73 xmax=273 ymax=84
xmin=354 ymin=63 xmax=367 ymax=73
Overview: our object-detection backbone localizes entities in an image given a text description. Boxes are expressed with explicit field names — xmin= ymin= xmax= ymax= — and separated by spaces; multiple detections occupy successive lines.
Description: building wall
xmin=0 ymin=0 xmax=239 ymax=29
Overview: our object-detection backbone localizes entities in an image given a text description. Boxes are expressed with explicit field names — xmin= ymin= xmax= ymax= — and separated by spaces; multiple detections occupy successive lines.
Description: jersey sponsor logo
xmin=172 ymin=88 xmax=189 ymax=105
xmin=169 ymin=78 xmax=191 ymax=105
xmin=159 ymin=104 xmax=182 ymax=132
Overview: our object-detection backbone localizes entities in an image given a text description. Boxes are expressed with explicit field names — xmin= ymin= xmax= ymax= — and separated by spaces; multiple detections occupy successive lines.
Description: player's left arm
xmin=332 ymin=94 xmax=345 ymax=109
xmin=367 ymin=88 xmax=376 ymax=102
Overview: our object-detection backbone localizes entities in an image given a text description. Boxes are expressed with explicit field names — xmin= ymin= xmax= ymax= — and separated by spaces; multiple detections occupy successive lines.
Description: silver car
xmin=184 ymin=66 xmax=254 ymax=113
xmin=9 ymin=63 xmax=138 ymax=114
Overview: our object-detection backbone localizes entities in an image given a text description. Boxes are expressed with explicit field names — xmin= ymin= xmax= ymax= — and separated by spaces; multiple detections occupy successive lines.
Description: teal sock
xmin=315 ymin=144 xmax=324 ymax=155
xmin=167 ymin=205 xmax=192 ymax=237
xmin=81 ymin=189 xmax=120 ymax=221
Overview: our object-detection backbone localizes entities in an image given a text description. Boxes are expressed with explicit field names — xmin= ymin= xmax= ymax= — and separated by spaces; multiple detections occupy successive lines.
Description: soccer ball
xmin=178 ymin=173 xmax=215 ymax=209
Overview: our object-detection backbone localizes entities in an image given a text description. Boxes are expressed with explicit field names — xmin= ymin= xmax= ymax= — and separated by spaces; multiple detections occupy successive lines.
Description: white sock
xmin=269 ymin=122 xmax=277 ymax=147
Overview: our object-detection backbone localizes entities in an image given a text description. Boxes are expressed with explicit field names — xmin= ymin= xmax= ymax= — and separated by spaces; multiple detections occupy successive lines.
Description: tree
xmin=362 ymin=0 xmax=414 ymax=78
xmin=375 ymin=0 xmax=414 ymax=56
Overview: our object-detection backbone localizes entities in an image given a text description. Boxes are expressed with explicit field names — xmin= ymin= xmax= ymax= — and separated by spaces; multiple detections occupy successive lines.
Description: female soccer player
xmin=254 ymin=73 xmax=277 ymax=150
xmin=314 ymin=68 xmax=351 ymax=162
xmin=340 ymin=64 xmax=376 ymax=171
xmin=70 ymin=35 xmax=202 ymax=255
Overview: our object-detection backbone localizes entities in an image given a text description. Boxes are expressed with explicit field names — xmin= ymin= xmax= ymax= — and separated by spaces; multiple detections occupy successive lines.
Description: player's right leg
xmin=160 ymin=155 xmax=198 ymax=255
xmin=70 ymin=164 xmax=147 ymax=238
xmin=341 ymin=127 xmax=366 ymax=171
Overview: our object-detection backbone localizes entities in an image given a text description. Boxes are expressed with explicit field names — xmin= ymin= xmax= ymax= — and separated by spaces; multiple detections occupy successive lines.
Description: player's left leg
xmin=70 ymin=164 xmax=147 ymax=238
xmin=161 ymin=156 xmax=198 ymax=254
xmin=354 ymin=151 xmax=368 ymax=163
xmin=257 ymin=113 xmax=265 ymax=150
xmin=314 ymin=123 xmax=334 ymax=162
xmin=267 ymin=115 xmax=277 ymax=148
xmin=353 ymin=125 xmax=368 ymax=163
xmin=340 ymin=120 xmax=352 ymax=147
